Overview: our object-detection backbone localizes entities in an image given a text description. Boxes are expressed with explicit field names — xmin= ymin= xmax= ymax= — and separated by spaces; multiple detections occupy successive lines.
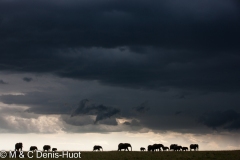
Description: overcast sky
xmin=0 ymin=0 xmax=240 ymax=151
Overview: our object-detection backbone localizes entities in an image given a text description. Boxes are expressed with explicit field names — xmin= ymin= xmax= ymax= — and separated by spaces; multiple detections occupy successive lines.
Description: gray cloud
xmin=123 ymin=122 xmax=131 ymax=125
xmin=175 ymin=111 xmax=182 ymax=115
xmin=98 ymin=118 xmax=118 ymax=126
xmin=198 ymin=110 xmax=240 ymax=130
xmin=132 ymin=101 xmax=150 ymax=114
xmin=0 ymin=0 xmax=239 ymax=93
xmin=123 ymin=119 xmax=141 ymax=127
xmin=0 ymin=0 xmax=238 ymax=51
xmin=0 ymin=91 xmax=71 ymax=114
xmin=0 ymin=79 xmax=7 ymax=84
xmin=23 ymin=77 xmax=33 ymax=82
xmin=0 ymin=78 xmax=240 ymax=134
xmin=71 ymin=99 xmax=120 ymax=124
xmin=0 ymin=0 xmax=240 ymax=135
xmin=61 ymin=115 xmax=95 ymax=126
xmin=95 ymin=107 xmax=120 ymax=124
xmin=0 ymin=103 xmax=61 ymax=133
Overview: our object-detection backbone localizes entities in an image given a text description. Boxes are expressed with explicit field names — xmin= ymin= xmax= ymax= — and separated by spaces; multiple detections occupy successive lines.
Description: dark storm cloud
xmin=0 ymin=92 xmax=71 ymax=114
xmin=0 ymin=0 xmax=239 ymax=50
xmin=61 ymin=115 xmax=95 ymax=126
xmin=0 ymin=0 xmax=239 ymax=93
xmin=98 ymin=118 xmax=118 ymax=126
xmin=0 ymin=79 xmax=7 ymax=84
xmin=123 ymin=122 xmax=131 ymax=125
xmin=132 ymin=101 xmax=150 ymax=114
xmin=71 ymin=99 xmax=120 ymax=124
xmin=0 ymin=0 xmax=240 ymax=134
xmin=95 ymin=107 xmax=120 ymax=124
xmin=198 ymin=110 xmax=240 ymax=130
xmin=0 ymin=92 xmax=50 ymax=105
xmin=62 ymin=114 xmax=117 ymax=126
xmin=123 ymin=119 xmax=141 ymax=127
xmin=175 ymin=111 xmax=182 ymax=115
xmin=23 ymin=77 xmax=33 ymax=82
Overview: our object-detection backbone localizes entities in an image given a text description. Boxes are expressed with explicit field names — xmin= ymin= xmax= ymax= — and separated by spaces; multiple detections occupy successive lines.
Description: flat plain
xmin=3 ymin=150 xmax=240 ymax=160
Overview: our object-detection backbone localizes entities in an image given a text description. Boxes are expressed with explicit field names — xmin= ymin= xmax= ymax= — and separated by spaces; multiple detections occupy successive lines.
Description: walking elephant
xmin=52 ymin=148 xmax=57 ymax=152
xmin=43 ymin=145 xmax=51 ymax=151
xmin=148 ymin=145 xmax=153 ymax=151
xmin=93 ymin=145 xmax=103 ymax=151
xmin=15 ymin=143 xmax=23 ymax=151
xmin=170 ymin=144 xmax=178 ymax=151
xmin=174 ymin=145 xmax=182 ymax=151
xmin=152 ymin=144 xmax=164 ymax=151
xmin=162 ymin=146 xmax=169 ymax=151
xmin=190 ymin=144 xmax=199 ymax=151
xmin=140 ymin=147 xmax=145 ymax=151
xmin=182 ymin=147 xmax=188 ymax=151
xmin=118 ymin=143 xmax=132 ymax=151
xmin=30 ymin=146 xmax=38 ymax=151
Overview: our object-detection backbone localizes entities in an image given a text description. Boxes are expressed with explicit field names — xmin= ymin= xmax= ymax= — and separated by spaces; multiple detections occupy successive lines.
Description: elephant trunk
xmin=130 ymin=146 xmax=132 ymax=151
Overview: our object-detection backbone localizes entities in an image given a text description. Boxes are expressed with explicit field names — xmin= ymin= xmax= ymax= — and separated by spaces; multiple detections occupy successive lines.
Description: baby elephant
xmin=52 ymin=148 xmax=57 ymax=152
xmin=30 ymin=146 xmax=38 ymax=151
xmin=140 ymin=147 xmax=145 ymax=151
xmin=162 ymin=146 xmax=169 ymax=151
xmin=93 ymin=145 xmax=103 ymax=151
xmin=182 ymin=147 xmax=188 ymax=151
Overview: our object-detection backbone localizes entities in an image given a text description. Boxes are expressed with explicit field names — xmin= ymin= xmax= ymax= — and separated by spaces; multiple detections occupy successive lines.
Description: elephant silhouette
xmin=152 ymin=144 xmax=164 ymax=151
xmin=30 ymin=146 xmax=38 ymax=151
xmin=170 ymin=144 xmax=178 ymax=151
xmin=162 ymin=146 xmax=169 ymax=151
xmin=148 ymin=145 xmax=153 ymax=152
xmin=190 ymin=144 xmax=199 ymax=151
xmin=140 ymin=147 xmax=145 ymax=151
xmin=174 ymin=145 xmax=182 ymax=151
xmin=182 ymin=147 xmax=188 ymax=151
xmin=43 ymin=145 xmax=51 ymax=151
xmin=15 ymin=143 xmax=23 ymax=151
xmin=93 ymin=145 xmax=103 ymax=151
xmin=52 ymin=148 xmax=57 ymax=152
xmin=118 ymin=143 xmax=132 ymax=151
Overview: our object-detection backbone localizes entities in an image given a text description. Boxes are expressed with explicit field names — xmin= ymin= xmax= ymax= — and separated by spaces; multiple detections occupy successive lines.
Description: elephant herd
xmin=14 ymin=142 xmax=198 ymax=152
xmin=15 ymin=143 xmax=57 ymax=152
xmin=141 ymin=144 xmax=199 ymax=152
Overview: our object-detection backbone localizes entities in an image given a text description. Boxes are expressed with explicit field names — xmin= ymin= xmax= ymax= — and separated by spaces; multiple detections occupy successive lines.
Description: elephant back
xmin=94 ymin=145 xmax=102 ymax=149
xmin=43 ymin=145 xmax=51 ymax=150
xmin=30 ymin=146 xmax=37 ymax=151
xmin=118 ymin=143 xmax=123 ymax=147
xmin=170 ymin=144 xmax=177 ymax=150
